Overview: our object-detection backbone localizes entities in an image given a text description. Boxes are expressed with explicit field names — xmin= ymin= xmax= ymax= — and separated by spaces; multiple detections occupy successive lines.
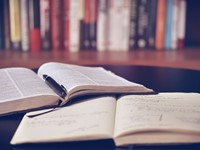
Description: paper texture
xmin=11 ymin=96 xmax=116 ymax=144
xmin=0 ymin=68 xmax=56 ymax=103
xmin=114 ymin=93 xmax=200 ymax=137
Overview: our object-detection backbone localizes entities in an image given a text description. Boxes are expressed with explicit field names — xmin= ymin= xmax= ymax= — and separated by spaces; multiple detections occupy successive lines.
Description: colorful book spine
xmin=165 ymin=0 xmax=173 ymax=49
xmin=82 ymin=0 xmax=90 ymax=50
xmin=108 ymin=0 xmax=129 ymax=51
xmin=177 ymin=0 xmax=187 ymax=49
xmin=3 ymin=0 xmax=10 ymax=50
xmin=9 ymin=0 xmax=21 ymax=51
xmin=89 ymin=0 xmax=98 ymax=50
xmin=171 ymin=0 xmax=179 ymax=49
xmin=79 ymin=0 xmax=85 ymax=50
xmin=137 ymin=0 xmax=149 ymax=49
xmin=29 ymin=0 xmax=41 ymax=52
xmin=97 ymin=0 xmax=109 ymax=51
xmin=63 ymin=0 xmax=70 ymax=50
xmin=0 ymin=0 xmax=4 ymax=50
xmin=40 ymin=0 xmax=51 ymax=50
xmin=51 ymin=0 xmax=63 ymax=50
xmin=69 ymin=0 xmax=80 ymax=52
xmin=147 ymin=0 xmax=157 ymax=49
xmin=155 ymin=0 xmax=167 ymax=50
xmin=108 ymin=0 xmax=116 ymax=51
xmin=20 ymin=0 xmax=29 ymax=51
xmin=129 ymin=0 xmax=138 ymax=50
xmin=120 ymin=0 xmax=130 ymax=51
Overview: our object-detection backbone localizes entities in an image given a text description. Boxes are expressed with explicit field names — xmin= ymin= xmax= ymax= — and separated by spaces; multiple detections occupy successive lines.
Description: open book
xmin=0 ymin=62 xmax=152 ymax=116
xmin=11 ymin=93 xmax=200 ymax=146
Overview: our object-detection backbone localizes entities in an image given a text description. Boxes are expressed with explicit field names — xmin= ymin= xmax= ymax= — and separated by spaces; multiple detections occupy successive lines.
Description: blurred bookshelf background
xmin=0 ymin=0 xmax=200 ymax=70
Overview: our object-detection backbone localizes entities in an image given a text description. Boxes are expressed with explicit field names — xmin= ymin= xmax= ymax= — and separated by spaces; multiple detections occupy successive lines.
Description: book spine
xmin=63 ymin=0 xmax=70 ymax=51
xmin=129 ymin=0 xmax=138 ymax=50
xmin=40 ymin=0 xmax=51 ymax=50
xmin=147 ymin=0 xmax=157 ymax=49
xmin=137 ymin=0 xmax=149 ymax=49
xmin=9 ymin=0 xmax=21 ymax=51
xmin=3 ymin=0 xmax=10 ymax=50
xmin=97 ymin=0 xmax=109 ymax=51
xmin=171 ymin=0 xmax=179 ymax=49
xmin=155 ymin=0 xmax=167 ymax=50
xmin=51 ymin=0 xmax=63 ymax=50
xmin=79 ymin=0 xmax=85 ymax=50
xmin=177 ymin=0 xmax=186 ymax=49
xmin=29 ymin=0 xmax=41 ymax=52
xmin=165 ymin=0 xmax=173 ymax=49
xmin=0 ymin=0 xmax=4 ymax=50
xmin=108 ymin=0 xmax=123 ymax=51
xmin=82 ymin=0 xmax=90 ymax=50
xmin=89 ymin=0 xmax=97 ymax=50
xmin=69 ymin=0 xmax=80 ymax=52
xmin=20 ymin=0 xmax=29 ymax=51
xmin=120 ymin=0 xmax=130 ymax=51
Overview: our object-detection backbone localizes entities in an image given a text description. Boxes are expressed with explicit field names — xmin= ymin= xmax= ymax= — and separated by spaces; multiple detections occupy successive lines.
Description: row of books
xmin=0 ymin=0 xmax=187 ymax=52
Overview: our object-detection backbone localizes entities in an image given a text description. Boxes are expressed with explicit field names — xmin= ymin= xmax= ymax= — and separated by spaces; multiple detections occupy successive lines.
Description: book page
xmin=11 ymin=96 xmax=117 ymax=145
xmin=0 ymin=68 xmax=56 ymax=103
xmin=37 ymin=62 xmax=149 ymax=95
xmin=114 ymin=93 xmax=200 ymax=137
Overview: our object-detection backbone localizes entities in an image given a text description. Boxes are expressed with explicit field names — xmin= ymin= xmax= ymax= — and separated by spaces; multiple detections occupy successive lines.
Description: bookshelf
xmin=1 ymin=0 xmax=200 ymax=70
xmin=0 ymin=49 xmax=200 ymax=70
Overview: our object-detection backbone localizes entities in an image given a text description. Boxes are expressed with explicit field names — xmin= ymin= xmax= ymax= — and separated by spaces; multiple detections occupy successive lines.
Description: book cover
xmin=20 ymin=0 xmax=30 ymax=51
xmin=51 ymin=0 xmax=63 ymax=50
xmin=29 ymin=0 xmax=41 ymax=52
xmin=9 ymin=0 xmax=21 ymax=51
xmin=40 ymin=0 xmax=51 ymax=50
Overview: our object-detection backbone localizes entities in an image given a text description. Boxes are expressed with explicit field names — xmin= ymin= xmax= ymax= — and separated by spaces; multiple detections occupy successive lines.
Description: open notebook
xmin=11 ymin=93 xmax=200 ymax=146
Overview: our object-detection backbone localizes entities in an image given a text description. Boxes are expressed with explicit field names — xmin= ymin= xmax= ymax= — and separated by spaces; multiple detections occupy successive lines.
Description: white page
xmin=114 ymin=93 xmax=200 ymax=137
xmin=38 ymin=62 xmax=144 ymax=93
xmin=0 ymin=68 xmax=56 ymax=103
xmin=11 ymin=96 xmax=117 ymax=145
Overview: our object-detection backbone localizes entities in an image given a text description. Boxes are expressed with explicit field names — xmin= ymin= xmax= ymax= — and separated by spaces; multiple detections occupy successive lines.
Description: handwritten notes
xmin=11 ymin=96 xmax=116 ymax=144
xmin=114 ymin=93 xmax=200 ymax=136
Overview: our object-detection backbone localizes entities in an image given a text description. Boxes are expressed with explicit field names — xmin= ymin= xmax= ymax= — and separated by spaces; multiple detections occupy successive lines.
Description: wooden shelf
xmin=0 ymin=49 xmax=200 ymax=70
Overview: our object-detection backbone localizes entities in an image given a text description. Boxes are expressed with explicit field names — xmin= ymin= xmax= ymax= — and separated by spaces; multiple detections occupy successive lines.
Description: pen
xmin=43 ymin=74 xmax=67 ymax=99
xmin=27 ymin=75 xmax=67 ymax=118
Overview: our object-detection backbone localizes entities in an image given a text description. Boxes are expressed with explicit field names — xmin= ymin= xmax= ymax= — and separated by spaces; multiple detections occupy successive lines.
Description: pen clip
xmin=27 ymin=99 xmax=63 ymax=118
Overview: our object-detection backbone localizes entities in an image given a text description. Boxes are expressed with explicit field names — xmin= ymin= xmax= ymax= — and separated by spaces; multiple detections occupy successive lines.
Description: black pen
xmin=43 ymin=74 xmax=67 ymax=99
xmin=27 ymin=75 xmax=67 ymax=118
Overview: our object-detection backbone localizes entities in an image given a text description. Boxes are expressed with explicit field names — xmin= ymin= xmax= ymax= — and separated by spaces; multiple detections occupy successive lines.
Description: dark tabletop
xmin=1 ymin=65 xmax=200 ymax=150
